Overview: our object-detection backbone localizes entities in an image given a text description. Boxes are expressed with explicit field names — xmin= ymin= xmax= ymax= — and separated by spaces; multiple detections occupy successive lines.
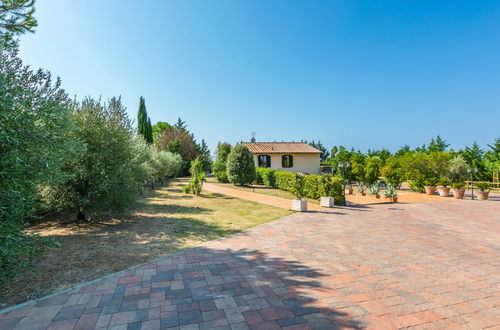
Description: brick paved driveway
xmin=1 ymin=200 xmax=499 ymax=329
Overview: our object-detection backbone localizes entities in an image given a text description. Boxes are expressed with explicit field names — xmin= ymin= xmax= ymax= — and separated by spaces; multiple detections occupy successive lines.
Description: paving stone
xmin=2 ymin=199 xmax=499 ymax=329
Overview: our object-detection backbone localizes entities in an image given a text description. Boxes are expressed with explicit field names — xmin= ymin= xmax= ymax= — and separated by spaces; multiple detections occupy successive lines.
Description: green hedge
xmin=255 ymin=167 xmax=344 ymax=204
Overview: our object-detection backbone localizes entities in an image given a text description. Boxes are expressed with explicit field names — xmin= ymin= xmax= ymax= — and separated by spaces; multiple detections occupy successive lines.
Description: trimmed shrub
xmin=226 ymin=144 xmax=255 ymax=185
xmin=303 ymin=175 xmax=321 ymax=199
xmin=256 ymin=167 xmax=277 ymax=186
xmin=275 ymin=171 xmax=295 ymax=191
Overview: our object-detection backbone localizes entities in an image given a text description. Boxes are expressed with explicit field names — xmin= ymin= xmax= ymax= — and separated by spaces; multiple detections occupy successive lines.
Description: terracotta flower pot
xmin=347 ymin=189 xmax=353 ymax=195
xmin=451 ymin=188 xmax=465 ymax=199
xmin=375 ymin=194 xmax=380 ymax=199
xmin=424 ymin=186 xmax=436 ymax=195
xmin=361 ymin=192 xmax=366 ymax=196
xmin=477 ymin=191 xmax=489 ymax=200
xmin=438 ymin=187 xmax=450 ymax=197
xmin=390 ymin=197 xmax=398 ymax=203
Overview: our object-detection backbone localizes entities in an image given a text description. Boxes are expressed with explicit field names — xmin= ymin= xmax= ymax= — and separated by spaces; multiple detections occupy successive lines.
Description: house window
xmin=258 ymin=155 xmax=271 ymax=168
xmin=282 ymin=155 xmax=293 ymax=168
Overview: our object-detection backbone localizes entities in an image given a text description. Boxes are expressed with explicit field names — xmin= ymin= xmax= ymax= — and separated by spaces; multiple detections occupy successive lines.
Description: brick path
xmin=1 ymin=200 xmax=499 ymax=329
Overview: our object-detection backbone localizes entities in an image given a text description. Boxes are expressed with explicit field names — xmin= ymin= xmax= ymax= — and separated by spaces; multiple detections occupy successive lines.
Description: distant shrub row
xmin=255 ymin=168 xmax=344 ymax=204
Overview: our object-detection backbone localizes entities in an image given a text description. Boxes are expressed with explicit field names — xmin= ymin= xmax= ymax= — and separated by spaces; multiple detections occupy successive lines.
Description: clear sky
xmin=18 ymin=0 xmax=500 ymax=154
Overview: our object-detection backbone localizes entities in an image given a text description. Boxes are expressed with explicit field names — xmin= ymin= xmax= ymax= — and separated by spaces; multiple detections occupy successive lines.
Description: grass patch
xmin=0 ymin=179 xmax=291 ymax=308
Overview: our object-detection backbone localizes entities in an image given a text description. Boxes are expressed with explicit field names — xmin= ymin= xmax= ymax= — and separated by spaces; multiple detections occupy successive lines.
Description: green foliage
xmin=184 ymin=157 xmax=204 ymax=195
xmin=438 ymin=177 xmax=451 ymax=187
xmin=451 ymin=182 xmax=465 ymax=189
xmin=137 ymin=97 xmax=152 ymax=144
xmin=369 ymin=181 xmax=382 ymax=196
xmin=460 ymin=142 xmax=489 ymax=180
xmin=226 ymin=144 xmax=256 ymax=185
xmin=351 ymin=162 xmax=366 ymax=182
xmin=0 ymin=0 xmax=37 ymax=48
xmin=448 ymin=156 xmax=468 ymax=183
xmin=212 ymin=142 xmax=232 ymax=182
xmin=275 ymin=171 xmax=296 ymax=190
xmin=196 ymin=139 xmax=212 ymax=172
xmin=152 ymin=121 xmax=171 ymax=144
xmin=256 ymin=168 xmax=277 ymax=186
xmin=44 ymin=97 xmax=146 ymax=221
xmin=428 ymin=135 xmax=450 ymax=153
xmin=317 ymin=174 xmax=343 ymax=202
xmin=409 ymin=179 xmax=425 ymax=193
xmin=289 ymin=174 xmax=306 ymax=199
xmin=302 ymin=175 xmax=320 ymax=199
xmin=380 ymin=156 xmax=405 ymax=188
xmin=475 ymin=181 xmax=490 ymax=192
xmin=424 ymin=177 xmax=439 ymax=187
xmin=384 ymin=185 xmax=398 ymax=198
xmin=364 ymin=157 xmax=383 ymax=184
xmin=0 ymin=45 xmax=83 ymax=280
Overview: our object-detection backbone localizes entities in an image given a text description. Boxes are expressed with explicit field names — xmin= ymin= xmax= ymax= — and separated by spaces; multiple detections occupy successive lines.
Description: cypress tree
xmin=137 ymin=96 xmax=152 ymax=144
xmin=147 ymin=117 xmax=153 ymax=144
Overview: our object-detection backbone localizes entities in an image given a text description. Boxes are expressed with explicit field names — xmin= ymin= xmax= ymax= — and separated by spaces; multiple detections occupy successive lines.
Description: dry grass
xmin=0 ymin=179 xmax=291 ymax=308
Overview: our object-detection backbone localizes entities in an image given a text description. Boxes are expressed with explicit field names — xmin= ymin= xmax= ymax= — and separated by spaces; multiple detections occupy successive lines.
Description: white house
xmin=244 ymin=142 xmax=321 ymax=174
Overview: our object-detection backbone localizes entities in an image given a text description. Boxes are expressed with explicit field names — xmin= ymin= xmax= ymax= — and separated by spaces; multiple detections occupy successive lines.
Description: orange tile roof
xmin=244 ymin=142 xmax=321 ymax=154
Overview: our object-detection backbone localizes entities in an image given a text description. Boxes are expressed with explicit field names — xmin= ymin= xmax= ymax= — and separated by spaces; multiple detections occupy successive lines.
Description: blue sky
xmin=18 ymin=0 xmax=500 ymax=154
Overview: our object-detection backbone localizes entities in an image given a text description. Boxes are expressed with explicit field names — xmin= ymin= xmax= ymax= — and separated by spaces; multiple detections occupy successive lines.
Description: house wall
xmin=252 ymin=153 xmax=320 ymax=174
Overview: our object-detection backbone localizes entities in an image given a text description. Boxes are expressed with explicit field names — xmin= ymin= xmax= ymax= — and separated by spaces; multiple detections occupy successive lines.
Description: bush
xmin=289 ymin=174 xmax=306 ymax=199
xmin=44 ymin=97 xmax=145 ymax=221
xmin=212 ymin=142 xmax=231 ymax=182
xmin=226 ymin=144 xmax=255 ymax=185
xmin=0 ymin=45 xmax=83 ymax=281
xmin=256 ymin=167 xmax=277 ymax=186
xmin=380 ymin=157 xmax=405 ymax=188
xmin=318 ymin=174 xmax=343 ymax=204
xmin=275 ymin=171 xmax=296 ymax=190
xmin=303 ymin=175 xmax=320 ymax=199
xmin=184 ymin=157 xmax=204 ymax=195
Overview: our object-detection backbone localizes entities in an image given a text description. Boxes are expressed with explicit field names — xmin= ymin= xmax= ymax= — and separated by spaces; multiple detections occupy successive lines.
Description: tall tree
xmin=0 ymin=0 xmax=37 ymax=48
xmin=137 ymin=96 xmax=151 ymax=144
xmin=428 ymin=135 xmax=450 ymax=153
xmin=146 ymin=117 xmax=153 ymax=144
xmin=174 ymin=117 xmax=187 ymax=132
xmin=212 ymin=142 xmax=232 ymax=182
xmin=152 ymin=121 xmax=171 ymax=144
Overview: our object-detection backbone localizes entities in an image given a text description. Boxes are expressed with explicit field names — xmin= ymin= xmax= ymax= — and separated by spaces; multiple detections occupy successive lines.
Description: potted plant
xmin=451 ymin=182 xmax=466 ymax=199
xmin=357 ymin=182 xmax=366 ymax=196
xmin=437 ymin=177 xmax=451 ymax=197
xmin=476 ymin=182 xmax=490 ymax=200
xmin=346 ymin=184 xmax=353 ymax=195
xmin=384 ymin=184 xmax=398 ymax=203
xmin=319 ymin=175 xmax=335 ymax=208
xmin=290 ymin=174 xmax=307 ymax=211
xmin=369 ymin=181 xmax=382 ymax=199
xmin=424 ymin=177 xmax=438 ymax=195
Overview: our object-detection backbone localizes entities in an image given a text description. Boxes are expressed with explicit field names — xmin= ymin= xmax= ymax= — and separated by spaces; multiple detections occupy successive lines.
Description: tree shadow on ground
xmin=1 ymin=245 xmax=369 ymax=329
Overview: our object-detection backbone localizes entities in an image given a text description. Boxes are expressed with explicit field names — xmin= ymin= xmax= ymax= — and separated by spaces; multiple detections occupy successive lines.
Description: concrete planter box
xmin=291 ymin=199 xmax=308 ymax=212
xmin=320 ymin=197 xmax=334 ymax=208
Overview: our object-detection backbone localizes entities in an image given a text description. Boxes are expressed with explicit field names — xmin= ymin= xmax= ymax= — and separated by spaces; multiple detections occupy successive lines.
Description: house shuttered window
xmin=282 ymin=155 xmax=293 ymax=168
xmin=258 ymin=155 xmax=271 ymax=168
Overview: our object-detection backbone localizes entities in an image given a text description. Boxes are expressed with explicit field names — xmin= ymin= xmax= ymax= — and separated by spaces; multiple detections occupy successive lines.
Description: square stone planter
xmin=291 ymin=199 xmax=308 ymax=212
xmin=320 ymin=197 xmax=334 ymax=208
